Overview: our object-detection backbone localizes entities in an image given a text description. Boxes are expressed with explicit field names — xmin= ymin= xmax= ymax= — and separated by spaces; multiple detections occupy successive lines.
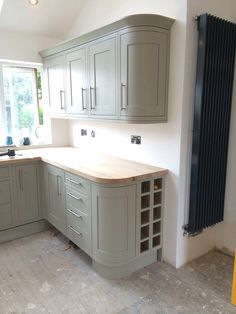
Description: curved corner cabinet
xmin=40 ymin=14 xmax=174 ymax=123
xmin=42 ymin=163 xmax=165 ymax=279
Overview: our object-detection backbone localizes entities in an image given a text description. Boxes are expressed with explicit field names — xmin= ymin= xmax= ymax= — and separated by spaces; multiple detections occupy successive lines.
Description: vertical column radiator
xmin=186 ymin=14 xmax=236 ymax=235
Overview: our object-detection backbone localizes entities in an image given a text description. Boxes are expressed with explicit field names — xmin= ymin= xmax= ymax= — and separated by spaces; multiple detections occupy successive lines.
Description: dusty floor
xmin=0 ymin=230 xmax=235 ymax=314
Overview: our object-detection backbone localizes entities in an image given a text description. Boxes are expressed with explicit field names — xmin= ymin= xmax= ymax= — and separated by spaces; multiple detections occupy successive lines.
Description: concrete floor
xmin=0 ymin=230 xmax=235 ymax=314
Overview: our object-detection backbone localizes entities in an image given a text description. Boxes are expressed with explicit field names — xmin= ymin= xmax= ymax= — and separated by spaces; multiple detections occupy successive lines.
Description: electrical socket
xmin=81 ymin=129 xmax=87 ymax=136
xmin=131 ymin=135 xmax=141 ymax=144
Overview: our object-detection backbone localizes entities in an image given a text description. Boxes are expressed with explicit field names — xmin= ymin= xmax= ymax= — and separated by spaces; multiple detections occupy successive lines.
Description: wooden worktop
xmin=0 ymin=147 xmax=168 ymax=184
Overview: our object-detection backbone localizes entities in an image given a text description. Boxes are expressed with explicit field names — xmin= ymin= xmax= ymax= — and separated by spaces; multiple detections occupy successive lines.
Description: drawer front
xmin=0 ymin=181 xmax=11 ymax=205
xmin=0 ymin=204 xmax=13 ymax=230
xmin=66 ymin=187 xmax=88 ymax=214
xmin=0 ymin=167 xmax=9 ymax=179
xmin=65 ymin=172 xmax=89 ymax=195
xmin=67 ymin=225 xmax=89 ymax=253
xmin=66 ymin=208 xmax=88 ymax=232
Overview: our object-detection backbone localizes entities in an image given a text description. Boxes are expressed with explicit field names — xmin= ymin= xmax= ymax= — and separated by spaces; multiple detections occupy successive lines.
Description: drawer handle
xmin=67 ymin=209 xmax=82 ymax=219
xmin=66 ymin=178 xmax=82 ymax=186
xmin=69 ymin=226 xmax=82 ymax=236
xmin=67 ymin=192 xmax=82 ymax=201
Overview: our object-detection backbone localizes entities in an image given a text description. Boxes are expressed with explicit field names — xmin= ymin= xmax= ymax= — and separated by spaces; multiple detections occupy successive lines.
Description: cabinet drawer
xmin=65 ymin=172 xmax=89 ymax=195
xmin=0 ymin=167 xmax=9 ymax=179
xmin=0 ymin=181 xmax=11 ymax=205
xmin=66 ymin=208 xmax=88 ymax=232
xmin=66 ymin=187 xmax=88 ymax=214
xmin=0 ymin=204 xmax=13 ymax=230
xmin=67 ymin=225 xmax=89 ymax=253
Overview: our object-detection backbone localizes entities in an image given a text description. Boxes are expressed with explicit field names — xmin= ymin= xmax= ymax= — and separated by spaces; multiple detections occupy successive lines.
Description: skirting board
xmin=0 ymin=220 xmax=50 ymax=244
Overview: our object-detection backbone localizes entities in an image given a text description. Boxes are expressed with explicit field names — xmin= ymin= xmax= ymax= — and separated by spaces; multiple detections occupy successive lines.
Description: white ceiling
xmin=0 ymin=0 xmax=84 ymax=39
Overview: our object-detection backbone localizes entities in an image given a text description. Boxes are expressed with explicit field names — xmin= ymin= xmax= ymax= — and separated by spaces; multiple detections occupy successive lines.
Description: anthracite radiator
xmin=185 ymin=14 xmax=236 ymax=235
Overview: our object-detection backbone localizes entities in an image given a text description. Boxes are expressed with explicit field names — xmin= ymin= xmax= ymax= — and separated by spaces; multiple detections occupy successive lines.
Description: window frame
xmin=0 ymin=59 xmax=43 ymax=147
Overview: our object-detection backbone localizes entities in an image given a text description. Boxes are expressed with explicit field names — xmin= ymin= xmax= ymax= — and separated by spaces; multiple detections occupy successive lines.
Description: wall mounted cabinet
xmin=43 ymin=55 xmax=66 ymax=115
xmin=119 ymin=28 xmax=169 ymax=121
xmin=65 ymin=36 xmax=117 ymax=118
xmin=40 ymin=14 xmax=174 ymax=123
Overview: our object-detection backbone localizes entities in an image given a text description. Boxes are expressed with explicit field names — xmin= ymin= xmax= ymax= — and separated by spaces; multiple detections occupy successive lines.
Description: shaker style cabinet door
xmin=89 ymin=37 xmax=117 ymax=117
xmin=43 ymin=55 xmax=66 ymax=114
xmin=92 ymin=184 xmax=136 ymax=264
xmin=43 ymin=165 xmax=66 ymax=233
xmin=120 ymin=30 xmax=169 ymax=121
xmin=15 ymin=164 xmax=40 ymax=224
xmin=66 ymin=48 xmax=88 ymax=116
xmin=0 ymin=176 xmax=14 ymax=230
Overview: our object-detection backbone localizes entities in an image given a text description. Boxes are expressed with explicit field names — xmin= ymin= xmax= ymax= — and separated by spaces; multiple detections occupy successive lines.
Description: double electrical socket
xmin=131 ymin=135 xmax=141 ymax=144
xmin=81 ymin=129 xmax=95 ymax=137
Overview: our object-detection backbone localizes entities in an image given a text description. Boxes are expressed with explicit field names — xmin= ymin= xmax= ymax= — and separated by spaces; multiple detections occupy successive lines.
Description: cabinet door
xmin=15 ymin=164 xmax=40 ymax=224
xmin=66 ymin=48 xmax=88 ymax=115
xmin=43 ymin=55 xmax=66 ymax=114
xmin=120 ymin=30 xmax=169 ymax=120
xmin=44 ymin=165 xmax=65 ymax=233
xmin=89 ymin=37 xmax=117 ymax=117
xmin=0 ymin=179 xmax=14 ymax=230
xmin=92 ymin=184 xmax=136 ymax=264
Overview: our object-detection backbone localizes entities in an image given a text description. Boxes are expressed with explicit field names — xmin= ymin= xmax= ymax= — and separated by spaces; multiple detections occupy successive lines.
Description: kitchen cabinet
xmin=92 ymin=184 xmax=136 ymax=264
xmin=43 ymin=55 xmax=66 ymax=114
xmin=0 ymin=166 xmax=14 ymax=230
xmin=40 ymin=14 xmax=174 ymax=122
xmin=0 ymin=148 xmax=167 ymax=279
xmin=66 ymin=48 xmax=88 ymax=116
xmin=119 ymin=29 xmax=169 ymax=121
xmin=65 ymin=36 xmax=117 ymax=118
xmin=89 ymin=36 xmax=117 ymax=117
xmin=65 ymin=171 xmax=91 ymax=255
xmin=43 ymin=164 xmax=66 ymax=233
xmin=15 ymin=164 xmax=40 ymax=224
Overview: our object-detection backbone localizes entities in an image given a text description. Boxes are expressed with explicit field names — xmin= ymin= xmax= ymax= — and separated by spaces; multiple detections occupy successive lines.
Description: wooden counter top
xmin=0 ymin=147 xmax=168 ymax=184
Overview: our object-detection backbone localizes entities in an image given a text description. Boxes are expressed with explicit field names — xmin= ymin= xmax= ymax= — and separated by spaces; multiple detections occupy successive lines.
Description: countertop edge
xmin=0 ymin=149 xmax=168 ymax=184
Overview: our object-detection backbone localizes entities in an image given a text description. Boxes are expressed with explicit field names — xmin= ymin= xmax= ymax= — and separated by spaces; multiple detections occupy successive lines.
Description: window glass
xmin=2 ymin=66 xmax=43 ymax=146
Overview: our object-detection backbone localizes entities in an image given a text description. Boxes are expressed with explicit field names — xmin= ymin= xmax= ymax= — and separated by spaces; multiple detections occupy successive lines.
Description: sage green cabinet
xmin=15 ymin=164 xmax=40 ymax=224
xmin=120 ymin=29 xmax=169 ymax=121
xmin=43 ymin=55 xmax=66 ymax=114
xmin=89 ymin=37 xmax=117 ymax=117
xmin=65 ymin=36 xmax=117 ymax=118
xmin=43 ymin=164 xmax=66 ymax=233
xmin=0 ymin=166 xmax=14 ymax=231
xmin=92 ymin=184 xmax=136 ymax=264
xmin=41 ymin=15 xmax=174 ymax=122
xmin=66 ymin=48 xmax=88 ymax=116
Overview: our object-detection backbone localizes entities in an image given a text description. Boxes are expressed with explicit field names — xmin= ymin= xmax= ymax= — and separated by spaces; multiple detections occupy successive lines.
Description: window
xmin=0 ymin=62 xmax=46 ymax=146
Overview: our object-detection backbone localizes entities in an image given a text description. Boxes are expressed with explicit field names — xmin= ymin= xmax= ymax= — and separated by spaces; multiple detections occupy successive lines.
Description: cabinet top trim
xmin=0 ymin=147 xmax=168 ymax=184
xmin=39 ymin=14 xmax=175 ymax=58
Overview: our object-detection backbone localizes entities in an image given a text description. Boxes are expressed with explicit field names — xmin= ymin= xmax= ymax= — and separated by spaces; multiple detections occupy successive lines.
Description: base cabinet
xmin=92 ymin=184 xmax=136 ymax=264
xmin=0 ymin=163 xmax=42 ymax=233
xmin=15 ymin=164 xmax=40 ymax=224
xmin=0 ymin=166 xmax=14 ymax=231
xmin=0 ymin=160 xmax=164 ymax=279
xmin=43 ymin=164 xmax=66 ymax=233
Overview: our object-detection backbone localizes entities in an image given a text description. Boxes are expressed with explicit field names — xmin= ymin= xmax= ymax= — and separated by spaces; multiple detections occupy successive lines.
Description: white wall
xmin=176 ymin=0 xmax=236 ymax=267
xmin=0 ymin=29 xmax=60 ymax=63
xmin=67 ymin=0 xmax=188 ymax=267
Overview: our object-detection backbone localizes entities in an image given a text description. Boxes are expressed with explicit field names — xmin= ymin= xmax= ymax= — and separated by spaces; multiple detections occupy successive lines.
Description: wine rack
xmin=138 ymin=178 xmax=163 ymax=254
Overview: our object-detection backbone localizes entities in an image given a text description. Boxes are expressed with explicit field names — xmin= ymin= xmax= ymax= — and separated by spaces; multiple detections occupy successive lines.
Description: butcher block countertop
xmin=0 ymin=147 xmax=168 ymax=184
